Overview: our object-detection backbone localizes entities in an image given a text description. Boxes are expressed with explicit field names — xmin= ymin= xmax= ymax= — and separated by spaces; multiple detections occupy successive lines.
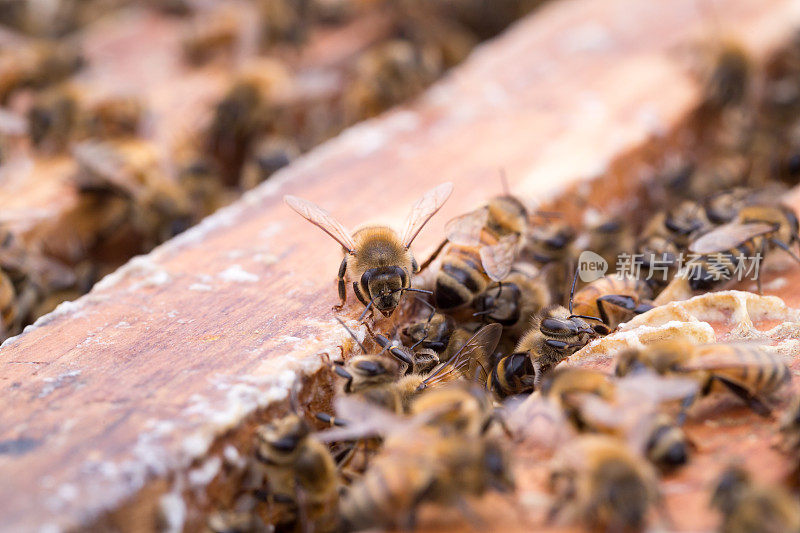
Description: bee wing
xmin=400 ymin=182 xmax=454 ymax=248
xmin=315 ymin=395 xmax=436 ymax=442
xmin=480 ymin=234 xmax=520 ymax=281
xmin=422 ymin=323 xmax=503 ymax=387
xmin=615 ymin=373 xmax=699 ymax=404
xmin=444 ymin=207 xmax=489 ymax=246
xmin=505 ymin=394 xmax=574 ymax=447
xmin=284 ymin=195 xmax=357 ymax=253
xmin=689 ymin=222 xmax=775 ymax=254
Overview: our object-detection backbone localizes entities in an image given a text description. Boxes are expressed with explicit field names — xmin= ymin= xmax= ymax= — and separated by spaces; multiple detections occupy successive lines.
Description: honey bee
xmin=207 ymin=61 xmax=291 ymax=183
xmin=433 ymin=194 xmax=528 ymax=310
xmin=642 ymin=200 xmax=712 ymax=250
xmin=83 ymin=94 xmax=143 ymax=139
xmin=206 ymin=510 xmax=271 ymax=533
xmin=0 ymin=269 xmax=17 ymax=338
xmin=514 ymin=305 xmax=598 ymax=385
xmin=489 ymin=305 xmax=597 ymax=398
xmin=343 ymin=39 xmax=442 ymax=123
xmin=472 ymin=261 xmax=551 ymax=337
xmin=252 ymin=414 xmax=339 ymax=531
xmin=615 ymin=340 xmax=791 ymax=420
xmin=548 ymin=435 xmax=661 ymax=531
xmin=711 ymin=465 xmax=800 ymax=533
xmin=285 ymin=183 xmax=453 ymax=317
xmin=686 ymin=202 xmax=800 ymax=292
xmin=181 ymin=6 xmax=239 ymax=66
xmin=0 ymin=39 xmax=83 ymax=103
xmin=257 ymin=0 xmax=310 ymax=47
xmin=408 ymin=381 xmax=498 ymax=438
xmin=582 ymin=216 xmax=635 ymax=266
xmin=522 ymin=217 xmax=575 ymax=268
xmin=333 ymin=323 xmax=502 ymax=412
xmin=696 ymin=40 xmax=752 ymax=112
xmin=321 ymin=394 xmax=513 ymax=530
xmin=240 ymin=135 xmax=299 ymax=190
xmin=27 ymin=84 xmax=79 ymax=152
xmin=400 ymin=311 xmax=456 ymax=355
xmin=569 ymin=274 xmax=653 ymax=335
xmin=548 ymin=369 xmax=697 ymax=471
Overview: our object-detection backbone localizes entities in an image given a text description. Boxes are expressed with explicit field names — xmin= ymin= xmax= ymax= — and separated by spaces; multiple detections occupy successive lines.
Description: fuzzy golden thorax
xmin=349 ymin=225 xmax=416 ymax=315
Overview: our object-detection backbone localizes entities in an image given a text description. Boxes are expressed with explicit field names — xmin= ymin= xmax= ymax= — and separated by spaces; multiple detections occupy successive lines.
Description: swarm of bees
xmin=196 ymin=34 xmax=800 ymax=532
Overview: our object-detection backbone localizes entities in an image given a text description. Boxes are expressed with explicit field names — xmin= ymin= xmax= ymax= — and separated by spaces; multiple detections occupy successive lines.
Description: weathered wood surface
xmin=1 ymin=0 xmax=799 ymax=531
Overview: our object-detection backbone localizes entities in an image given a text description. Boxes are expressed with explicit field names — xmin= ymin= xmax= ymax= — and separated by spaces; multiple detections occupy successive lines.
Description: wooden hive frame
xmin=2 ymin=0 xmax=800 ymax=530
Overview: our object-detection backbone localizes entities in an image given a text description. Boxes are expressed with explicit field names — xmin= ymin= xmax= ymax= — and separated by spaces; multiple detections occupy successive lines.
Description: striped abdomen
xmin=435 ymin=230 xmax=500 ymax=309
xmin=340 ymin=456 xmax=433 ymax=530
xmin=688 ymin=344 xmax=790 ymax=395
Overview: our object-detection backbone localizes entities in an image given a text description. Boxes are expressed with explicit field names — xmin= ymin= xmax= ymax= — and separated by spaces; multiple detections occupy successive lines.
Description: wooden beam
xmin=1 ymin=0 xmax=799 ymax=531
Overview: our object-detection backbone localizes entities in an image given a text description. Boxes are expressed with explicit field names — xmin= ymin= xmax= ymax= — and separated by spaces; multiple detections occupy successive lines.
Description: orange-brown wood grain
xmin=1 ymin=0 xmax=800 ymax=531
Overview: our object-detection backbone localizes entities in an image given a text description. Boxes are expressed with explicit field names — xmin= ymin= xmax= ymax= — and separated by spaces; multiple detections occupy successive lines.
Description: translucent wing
xmin=421 ymin=323 xmax=502 ymax=387
xmin=284 ymin=195 xmax=356 ymax=253
xmin=400 ymin=182 xmax=454 ymax=248
xmin=689 ymin=222 xmax=774 ymax=254
xmin=315 ymin=395 xmax=434 ymax=442
xmin=445 ymin=207 xmax=489 ymax=246
xmin=505 ymin=394 xmax=575 ymax=448
xmin=614 ymin=373 xmax=699 ymax=403
xmin=480 ymin=234 xmax=520 ymax=281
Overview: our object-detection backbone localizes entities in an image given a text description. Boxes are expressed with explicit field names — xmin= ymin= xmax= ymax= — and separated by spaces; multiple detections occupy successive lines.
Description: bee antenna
xmin=499 ymin=168 xmax=510 ymax=196
xmin=568 ymin=265 xmax=580 ymax=314
xmin=288 ymin=383 xmax=302 ymax=415
xmin=334 ymin=317 xmax=368 ymax=353
xmin=402 ymin=288 xmax=433 ymax=295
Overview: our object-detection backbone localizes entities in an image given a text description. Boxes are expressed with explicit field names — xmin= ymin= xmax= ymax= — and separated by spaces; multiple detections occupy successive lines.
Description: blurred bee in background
xmin=546 ymin=369 xmax=697 ymax=471
xmin=581 ymin=215 xmax=635 ymax=266
xmin=0 ymin=39 xmax=84 ymax=103
xmin=570 ymin=274 xmax=653 ymax=335
xmin=686 ymin=202 xmax=800 ymax=292
xmin=343 ymin=38 xmax=442 ymax=123
xmin=615 ymin=340 xmax=791 ymax=421
xmin=319 ymin=392 xmax=513 ymax=531
xmin=27 ymin=85 xmax=143 ymax=153
xmin=285 ymin=182 xmax=452 ymax=318
xmin=240 ymin=135 xmax=299 ymax=190
xmin=206 ymin=60 xmax=292 ymax=185
xmin=72 ymin=139 xmax=193 ymax=248
xmin=181 ymin=5 xmax=240 ymax=66
xmin=257 ymin=0 xmax=311 ymax=48
xmin=711 ymin=465 xmax=800 ymax=533
xmin=27 ymin=84 xmax=80 ymax=153
xmin=547 ymin=435 xmax=662 ymax=532
xmin=433 ymin=194 xmax=529 ymax=310
xmin=253 ymin=413 xmax=340 ymax=532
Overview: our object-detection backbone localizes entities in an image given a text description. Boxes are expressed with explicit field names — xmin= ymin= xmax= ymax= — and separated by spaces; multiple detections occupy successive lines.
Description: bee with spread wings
xmin=433 ymin=195 xmax=529 ymax=310
xmin=285 ymin=183 xmax=453 ymax=317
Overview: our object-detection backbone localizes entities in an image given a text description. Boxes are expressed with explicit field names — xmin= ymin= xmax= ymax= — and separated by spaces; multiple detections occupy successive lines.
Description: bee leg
xmin=334 ymin=256 xmax=348 ymax=311
xmin=455 ymin=494 xmax=486 ymax=531
xmin=294 ymin=486 xmax=312 ymax=533
xmin=713 ymin=376 xmax=772 ymax=417
xmin=770 ymin=237 xmax=800 ymax=267
xmin=417 ymin=238 xmax=448 ymax=272
xmin=676 ymin=393 xmax=697 ymax=426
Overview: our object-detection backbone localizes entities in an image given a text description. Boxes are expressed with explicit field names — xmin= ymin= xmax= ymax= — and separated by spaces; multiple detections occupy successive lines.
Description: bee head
xmin=361 ymin=266 xmax=408 ymax=315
